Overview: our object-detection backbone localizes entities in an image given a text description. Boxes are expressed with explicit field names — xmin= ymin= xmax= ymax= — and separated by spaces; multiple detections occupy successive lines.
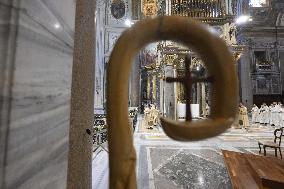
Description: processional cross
xmin=165 ymin=56 xmax=214 ymax=121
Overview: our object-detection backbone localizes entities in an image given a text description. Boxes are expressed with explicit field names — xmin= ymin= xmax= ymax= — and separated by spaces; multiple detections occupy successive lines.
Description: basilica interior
xmin=1 ymin=0 xmax=284 ymax=189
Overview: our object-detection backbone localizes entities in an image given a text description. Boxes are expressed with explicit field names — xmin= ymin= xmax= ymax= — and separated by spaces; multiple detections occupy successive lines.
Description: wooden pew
xmin=222 ymin=150 xmax=284 ymax=189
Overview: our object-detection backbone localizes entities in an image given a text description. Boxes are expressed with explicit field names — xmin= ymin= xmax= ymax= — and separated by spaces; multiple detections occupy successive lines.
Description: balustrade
xmin=92 ymin=109 xmax=138 ymax=151
xmin=170 ymin=0 xmax=229 ymax=24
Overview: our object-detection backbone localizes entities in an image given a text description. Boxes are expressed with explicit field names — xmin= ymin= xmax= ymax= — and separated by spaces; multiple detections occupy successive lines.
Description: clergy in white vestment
xmin=268 ymin=104 xmax=273 ymax=125
xmin=239 ymin=103 xmax=249 ymax=128
xmin=144 ymin=105 xmax=151 ymax=126
xmin=276 ymin=102 xmax=283 ymax=127
xmin=263 ymin=103 xmax=270 ymax=125
xmin=280 ymin=105 xmax=284 ymax=127
xmin=271 ymin=102 xmax=279 ymax=126
xmin=149 ymin=105 xmax=160 ymax=126
xmin=251 ymin=104 xmax=259 ymax=124
xmin=259 ymin=104 xmax=264 ymax=124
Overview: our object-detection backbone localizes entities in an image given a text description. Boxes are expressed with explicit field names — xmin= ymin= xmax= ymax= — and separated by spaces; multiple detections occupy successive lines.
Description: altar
xmin=177 ymin=103 xmax=200 ymax=120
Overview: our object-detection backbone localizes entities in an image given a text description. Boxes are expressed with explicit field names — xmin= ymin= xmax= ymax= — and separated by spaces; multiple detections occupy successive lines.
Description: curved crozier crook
xmin=106 ymin=16 xmax=238 ymax=188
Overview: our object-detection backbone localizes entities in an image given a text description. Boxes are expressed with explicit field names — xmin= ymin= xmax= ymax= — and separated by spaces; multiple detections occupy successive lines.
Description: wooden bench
xmin=222 ymin=150 xmax=284 ymax=189
xmin=258 ymin=128 xmax=283 ymax=159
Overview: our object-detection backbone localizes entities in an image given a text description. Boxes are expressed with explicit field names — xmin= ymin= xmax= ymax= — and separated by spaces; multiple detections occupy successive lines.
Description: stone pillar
xmin=1 ymin=0 xmax=76 ymax=188
xmin=196 ymin=83 xmax=201 ymax=104
xmin=147 ymin=74 xmax=151 ymax=99
xmin=239 ymin=46 xmax=253 ymax=108
xmin=67 ymin=0 xmax=95 ymax=188
xmin=129 ymin=55 xmax=140 ymax=107
xmin=164 ymin=65 xmax=176 ymax=119
xmin=280 ymin=51 xmax=284 ymax=93
xmin=0 ymin=0 xmax=19 ymax=186
xmin=201 ymin=83 xmax=206 ymax=116
xmin=152 ymin=74 xmax=157 ymax=100
xmin=160 ymin=77 xmax=164 ymax=112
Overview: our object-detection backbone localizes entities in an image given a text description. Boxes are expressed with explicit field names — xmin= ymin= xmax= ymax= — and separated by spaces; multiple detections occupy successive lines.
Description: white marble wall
xmin=280 ymin=51 xmax=284 ymax=92
xmin=94 ymin=0 xmax=130 ymax=109
xmin=164 ymin=65 xmax=176 ymax=119
xmin=0 ymin=0 xmax=75 ymax=188
xmin=94 ymin=0 xmax=106 ymax=109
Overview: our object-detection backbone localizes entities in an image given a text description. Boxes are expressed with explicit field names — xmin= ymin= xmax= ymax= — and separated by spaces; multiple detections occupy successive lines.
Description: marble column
xmin=147 ymin=74 xmax=151 ymax=99
xmin=153 ymin=74 xmax=157 ymax=100
xmin=160 ymin=78 xmax=164 ymax=113
xmin=0 ymin=0 xmax=19 ymax=186
xmin=67 ymin=0 xmax=95 ymax=189
xmin=280 ymin=51 xmax=284 ymax=93
xmin=129 ymin=55 xmax=141 ymax=107
xmin=164 ymin=65 xmax=176 ymax=119
xmin=0 ymin=0 xmax=76 ymax=188
xmin=200 ymin=83 xmax=206 ymax=116
xmin=239 ymin=46 xmax=253 ymax=108
xmin=196 ymin=83 xmax=201 ymax=105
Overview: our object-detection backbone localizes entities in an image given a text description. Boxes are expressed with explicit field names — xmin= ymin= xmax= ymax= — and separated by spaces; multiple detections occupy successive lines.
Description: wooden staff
xmin=107 ymin=16 xmax=238 ymax=189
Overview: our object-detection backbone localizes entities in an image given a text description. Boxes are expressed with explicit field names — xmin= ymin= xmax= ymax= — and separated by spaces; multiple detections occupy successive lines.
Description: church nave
xmin=92 ymin=115 xmax=281 ymax=189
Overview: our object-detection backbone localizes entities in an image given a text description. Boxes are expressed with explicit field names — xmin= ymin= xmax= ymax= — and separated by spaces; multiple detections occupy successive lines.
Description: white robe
xmin=268 ymin=106 xmax=273 ymax=125
xmin=263 ymin=105 xmax=270 ymax=124
xmin=276 ymin=105 xmax=282 ymax=127
xmin=271 ymin=105 xmax=280 ymax=126
xmin=251 ymin=106 xmax=259 ymax=123
xmin=259 ymin=107 xmax=264 ymax=124
xmin=280 ymin=108 xmax=284 ymax=127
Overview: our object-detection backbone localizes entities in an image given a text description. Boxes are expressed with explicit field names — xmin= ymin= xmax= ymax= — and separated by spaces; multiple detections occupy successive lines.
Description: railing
xmin=93 ymin=114 xmax=107 ymax=151
xmin=171 ymin=0 xmax=224 ymax=17
xmin=170 ymin=0 xmax=232 ymax=24
xmin=251 ymin=73 xmax=281 ymax=95
xmin=93 ymin=128 xmax=108 ymax=146
xmin=92 ymin=109 xmax=139 ymax=151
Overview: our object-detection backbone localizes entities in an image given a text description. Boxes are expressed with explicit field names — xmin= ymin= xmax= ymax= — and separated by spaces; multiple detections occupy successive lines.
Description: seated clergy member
xmin=239 ymin=103 xmax=249 ymax=128
xmin=251 ymin=104 xmax=259 ymax=124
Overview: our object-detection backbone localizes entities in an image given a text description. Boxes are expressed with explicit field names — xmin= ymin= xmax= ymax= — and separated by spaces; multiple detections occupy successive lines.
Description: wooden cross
xmin=165 ymin=56 xmax=214 ymax=121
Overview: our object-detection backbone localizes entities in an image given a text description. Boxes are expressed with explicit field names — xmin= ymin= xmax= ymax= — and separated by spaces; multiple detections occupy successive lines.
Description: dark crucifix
xmin=165 ymin=56 xmax=214 ymax=121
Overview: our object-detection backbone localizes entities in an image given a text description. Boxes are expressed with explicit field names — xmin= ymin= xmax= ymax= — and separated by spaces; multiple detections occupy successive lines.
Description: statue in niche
xmin=190 ymin=57 xmax=206 ymax=77
xmin=203 ymin=102 xmax=210 ymax=118
xmin=190 ymin=57 xmax=204 ymax=70
xmin=177 ymin=57 xmax=185 ymax=69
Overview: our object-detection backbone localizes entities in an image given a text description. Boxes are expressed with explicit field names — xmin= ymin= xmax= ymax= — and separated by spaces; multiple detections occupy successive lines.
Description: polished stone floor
xmin=92 ymin=116 xmax=282 ymax=189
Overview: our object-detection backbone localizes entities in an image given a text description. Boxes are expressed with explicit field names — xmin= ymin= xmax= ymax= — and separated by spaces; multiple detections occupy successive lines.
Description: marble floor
xmin=92 ymin=116 xmax=283 ymax=189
